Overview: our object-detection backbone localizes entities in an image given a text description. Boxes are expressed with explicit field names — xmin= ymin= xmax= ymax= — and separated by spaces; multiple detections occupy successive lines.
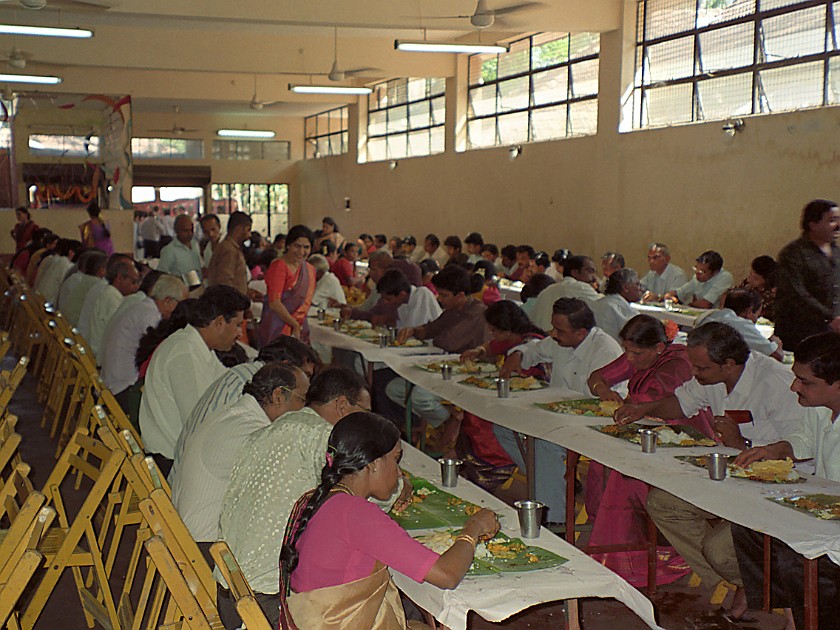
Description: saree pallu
xmin=258 ymin=261 xmax=315 ymax=346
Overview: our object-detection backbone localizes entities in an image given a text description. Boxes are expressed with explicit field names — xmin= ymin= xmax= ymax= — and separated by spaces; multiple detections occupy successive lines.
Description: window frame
xmin=209 ymin=183 xmax=289 ymax=238
xmin=131 ymin=136 xmax=204 ymax=160
xmin=304 ymin=105 xmax=349 ymax=159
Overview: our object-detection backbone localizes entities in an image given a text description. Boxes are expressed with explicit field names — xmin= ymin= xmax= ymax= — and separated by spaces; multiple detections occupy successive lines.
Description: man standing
xmin=206 ymin=211 xmax=253 ymax=297
xmin=157 ymin=215 xmax=203 ymax=284
xmin=139 ymin=285 xmax=249 ymax=473
xmin=532 ymin=255 xmax=602 ymax=331
xmin=774 ymin=198 xmax=840 ymax=350
xmin=198 ymin=213 xmax=221 ymax=269
xmin=139 ymin=207 xmax=165 ymax=258
xmin=640 ymin=243 xmax=688 ymax=302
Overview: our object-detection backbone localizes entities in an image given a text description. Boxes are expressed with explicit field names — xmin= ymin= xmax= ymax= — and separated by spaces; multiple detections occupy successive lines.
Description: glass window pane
xmin=697 ymin=0 xmax=755 ymax=27
xmin=570 ymin=32 xmax=600 ymax=59
xmin=409 ymin=100 xmax=430 ymax=129
xmin=407 ymin=78 xmax=428 ymax=101
xmin=387 ymin=79 xmax=407 ymax=106
xmin=760 ymin=0 xmax=808 ymax=11
xmin=429 ymin=77 xmax=446 ymax=96
xmin=698 ymin=22 xmax=754 ymax=74
xmin=407 ymin=130 xmax=430 ymax=156
xmin=369 ymin=110 xmax=387 ymax=136
xmin=368 ymin=137 xmax=387 ymax=161
xmin=531 ymin=103 xmax=567 ymax=141
xmin=645 ymin=0 xmax=697 ymax=39
xmin=499 ymin=76 xmax=530 ymax=112
xmin=387 ymin=104 xmax=408 ymax=133
xmin=430 ymin=126 xmax=445 ymax=154
xmin=644 ymin=83 xmax=694 ymax=126
xmin=387 ymin=133 xmax=408 ymax=159
xmin=469 ymin=84 xmax=497 ymax=117
xmin=569 ymin=100 xmax=598 ymax=136
xmin=431 ymin=96 xmax=446 ymax=125
xmin=763 ymin=7 xmax=826 ymax=62
xmin=533 ymin=65 xmax=569 ymax=106
xmin=316 ymin=137 xmax=330 ymax=158
xmin=532 ymin=34 xmax=570 ymax=70
xmin=829 ymin=56 xmax=840 ymax=104
xmin=760 ymin=60 xmax=824 ymax=112
xmin=647 ymin=37 xmax=695 ymax=83
xmin=305 ymin=116 xmax=316 ymax=137
xmin=697 ymin=73 xmax=753 ymax=120
xmin=571 ymin=58 xmax=600 ymax=97
xmin=499 ymin=40 xmax=531 ymax=78
xmin=467 ymin=118 xmax=497 ymax=148
xmin=497 ymin=111 xmax=529 ymax=144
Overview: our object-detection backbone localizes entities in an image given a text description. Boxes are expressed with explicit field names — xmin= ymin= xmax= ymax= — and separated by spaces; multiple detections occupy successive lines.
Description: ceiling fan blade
xmin=46 ymin=0 xmax=111 ymax=11
xmin=344 ymin=67 xmax=380 ymax=76
xmin=493 ymin=1 xmax=542 ymax=17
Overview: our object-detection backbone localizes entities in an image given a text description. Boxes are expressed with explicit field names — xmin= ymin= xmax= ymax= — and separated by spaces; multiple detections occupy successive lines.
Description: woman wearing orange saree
xmin=279 ymin=412 xmax=499 ymax=629
xmin=259 ymin=224 xmax=316 ymax=345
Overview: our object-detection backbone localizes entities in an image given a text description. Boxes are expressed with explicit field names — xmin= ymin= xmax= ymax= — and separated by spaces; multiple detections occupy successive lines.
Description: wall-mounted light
xmin=389 ymin=160 xmax=398 ymax=171
xmin=395 ymin=40 xmax=509 ymax=54
xmin=0 ymin=73 xmax=61 ymax=84
xmin=722 ymin=118 xmax=745 ymax=137
xmin=509 ymin=145 xmax=522 ymax=160
xmin=217 ymin=129 xmax=276 ymax=139
xmin=0 ymin=24 xmax=93 ymax=38
xmin=289 ymin=84 xmax=372 ymax=95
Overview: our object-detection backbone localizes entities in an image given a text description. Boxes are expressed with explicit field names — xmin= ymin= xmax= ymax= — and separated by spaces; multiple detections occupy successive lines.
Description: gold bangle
xmin=454 ymin=534 xmax=477 ymax=549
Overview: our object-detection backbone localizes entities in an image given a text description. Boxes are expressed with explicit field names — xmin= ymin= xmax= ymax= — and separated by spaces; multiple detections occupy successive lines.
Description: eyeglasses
xmin=280 ymin=386 xmax=306 ymax=403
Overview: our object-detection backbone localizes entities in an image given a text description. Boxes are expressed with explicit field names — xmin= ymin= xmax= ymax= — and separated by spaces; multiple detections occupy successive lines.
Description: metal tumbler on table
xmin=378 ymin=333 xmax=389 ymax=348
xmin=639 ymin=429 xmax=657 ymax=453
xmin=496 ymin=377 xmax=510 ymax=398
xmin=514 ymin=500 xmax=544 ymax=539
xmin=441 ymin=363 xmax=452 ymax=380
xmin=664 ymin=298 xmax=675 ymax=311
xmin=707 ymin=453 xmax=728 ymax=480
xmin=388 ymin=326 xmax=397 ymax=343
xmin=333 ymin=320 xmax=342 ymax=331
xmin=316 ymin=308 xmax=326 ymax=321
xmin=438 ymin=458 xmax=463 ymax=487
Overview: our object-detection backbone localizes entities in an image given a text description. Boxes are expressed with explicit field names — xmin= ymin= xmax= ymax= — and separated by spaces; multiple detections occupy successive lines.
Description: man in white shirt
xmin=307 ymin=253 xmax=346 ymax=312
xmin=100 ymin=273 xmax=187 ymax=402
xmin=532 ymin=255 xmax=602 ymax=331
xmin=417 ymin=233 xmax=448 ymax=267
xmin=641 ymin=242 xmax=688 ymax=301
xmin=590 ymin=268 xmax=641 ymax=340
xmin=377 ymin=268 xmax=442 ymax=329
xmin=727 ymin=332 xmax=840 ymax=629
xmin=694 ymin=288 xmax=783 ymax=360
xmin=34 ymin=238 xmax=79 ymax=304
xmin=614 ymin=322 xmax=802 ymax=598
xmin=498 ymin=298 xmax=623 ymax=523
xmin=171 ymin=364 xmax=309 ymax=547
xmin=59 ymin=250 xmax=108 ymax=326
xmin=198 ymin=213 xmax=221 ymax=269
xmin=157 ymin=214 xmax=203 ymax=284
xmin=139 ymin=208 xmax=165 ymax=258
xmin=464 ymin=232 xmax=484 ymax=265
xmin=666 ymin=250 xmax=733 ymax=309
xmin=139 ymin=284 xmax=250 ymax=474
xmin=597 ymin=251 xmax=625 ymax=293
xmin=79 ymin=255 xmax=141 ymax=363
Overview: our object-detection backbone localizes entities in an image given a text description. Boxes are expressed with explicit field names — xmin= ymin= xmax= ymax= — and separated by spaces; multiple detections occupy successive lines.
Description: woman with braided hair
xmin=279 ymin=412 xmax=499 ymax=629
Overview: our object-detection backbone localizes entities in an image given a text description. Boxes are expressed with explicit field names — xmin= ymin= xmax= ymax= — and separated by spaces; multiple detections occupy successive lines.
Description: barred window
xmin=132 ymin=137 xmax=203 ymax=159
xmin=31 ymin=134 xmax=99 ymax=157
xmin=632 ymin=0 xmax=840 ymax=129
xmin=466 ymin=32 xmax=600 ymax=149
xmin=366 ymin=77 xmax=445 ymax=162
xmin=305 ymin=106 xmax=348 ymax=158
xmin=210 ymin=183 xmax=289 ymax=237
xmin=212 ymin=139 xmax=290 ymax=161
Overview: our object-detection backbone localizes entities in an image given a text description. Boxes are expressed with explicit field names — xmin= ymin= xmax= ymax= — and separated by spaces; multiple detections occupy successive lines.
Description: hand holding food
xmin=499 ymin=351 xmax=522 ymax=379
xmin=713 ymin=415 xmax=745 ymax=449
xmin=460 ymin=347 xmax=485 ymax=363
xmin=464 ymin=508 xmax=500 ymax=541
xmin=392 ymin=473 xmax=414 ymax=515
xmin=396 ymin=327 xmax=414 ymax=344
xmin=613 ymin=403 xmax=647 ymax=425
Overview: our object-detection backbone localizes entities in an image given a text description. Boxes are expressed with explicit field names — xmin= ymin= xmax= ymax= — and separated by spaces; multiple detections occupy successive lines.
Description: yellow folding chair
xmin=210 ymin=542 xmax=272 ymax=630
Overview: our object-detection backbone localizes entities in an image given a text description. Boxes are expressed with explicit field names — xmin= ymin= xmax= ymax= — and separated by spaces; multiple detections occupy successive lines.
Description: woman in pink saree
xmin=585 ymin=314 xmax=714 ymax=587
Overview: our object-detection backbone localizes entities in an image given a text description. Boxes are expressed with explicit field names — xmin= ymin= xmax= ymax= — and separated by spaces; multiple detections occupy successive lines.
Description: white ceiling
xmin=0 ymin=0 xmax=621 ymax=119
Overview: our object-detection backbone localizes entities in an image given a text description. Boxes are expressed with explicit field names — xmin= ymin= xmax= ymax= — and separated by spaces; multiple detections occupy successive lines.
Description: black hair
xmin=86 ymin=201 xmax=101 ymax=219
xmin=515 ymin=244 xmax=535 ymax=259
xmin=227 ymin=211 xmax=252 ymax=233
xmin=443 ymin=235 xmax=462 ymax=251
xmin=552 ymin=297 xmax=596 ymax=331
xmin=138 ymin=270 xmax=163 ymax=296
xmin=481 ymin=243 xmax=499 ymax=257
xmin=377 ymin=268 xmax=411 ymax=297
xmin=468 ymin=272 xmax=484 ymax=294
xmin=358 ymin=233 xmax=371 ymax=242
xmin=82 ymin=250 xmax=108 ymax=276
xmin=425 ymin=233 xmax=440 ymax=248
xmin=432 ymin=264 xmax=471 ymax=295
xmin=485 ymin=300 xmax=544 ymax=336
xmin=604 ymin=268 xmax=639 ymax=295
xmin=374 ymin=233 xmax=387 ymax=246
xmin=601 ymin=251 xmax=625 ymax=269
xmin=687 ymin=322 xmax=750 ymax=365
xmin=15 ymin=206 xmax=30 ymax=220
xmin=696 ymin=250 xmax=724 ymax=273
xmin=105 ymin=254 xmax=135 ymax=284
xmin=55 ymin=238 xmax=82 ymax=258
xmin=795 ymin=332 xmax=840 ymax=385
xmin=464 ymin=232 xmax=484 ymax=246
xmin=135 ymin=298 xmax=199 ymax=368
xmin=418 ymin=258 xmax=439 ymax=276
xmin=322 ymin=216 xmax=339 ymax=232
xmin=500 ymin=244 xmax=517 ymax=261
xmin=619 ymin=314 xmax=667 ymax=347
xmin=318 ymin=239 xmax=336 ymax=257
xmin=563 ymin=255 xmax=591 ymax=278
xmin=551 ymin=248 xmax=573 ymax=265
xmin=343 ymin=241 xmax=358 ymax=256
xmin=304 ymin=367 xmax=367 ymax=407
xmin=214 ymin=343 xmax=249 ymax=368
xmin=533 ymin=251 xmax=550 ymax=270
xmin=199 ymin=213 xmax=220 ymax=227
xmin=280 ymin=412 xmax=400 ymax=589
xmin=801 ymin=199 xmax=838 ymax=232
xmin=402 ymin=235 xmax=417 ymax=246
xmin=286 ymin=224 xmax=315 ymax=249
xmin=243 ymin=363 xmax=298 ymax=406
xmin=190 ymin=285 xmax=250 ymax=327
xmin=257 ymin=334 xmax=319 ymax=368
xmin=750 ymin=255 xmax=777 ymax=287
xmin=723 ymin=288 xmax=762 ymax=315
xmin=472 ymin=259 xmax=497 ymax=281
xmin=520 ymin=272 xmax=556 ymax=303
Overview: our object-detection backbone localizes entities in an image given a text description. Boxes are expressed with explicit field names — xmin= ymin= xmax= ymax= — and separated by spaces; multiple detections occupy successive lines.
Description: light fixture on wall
xmin=722 ymin=118 xmax=745 ymax=137
xmin=289 ymin=84 xmax=372 ymax=95
xmin=0 ymin=24 xmax=93 ymax=38
xmin=389 ymin=159 xmax=398 ymax=171
xmin=509 ymin=145 xmax=522 ymax=160
xmin=217 ymin=129 xmax=276 ymax=139
xmin=0 ymin=73 xmax=61 ymax=84
xmin=394 ymin=40 xmax=509 ymax=54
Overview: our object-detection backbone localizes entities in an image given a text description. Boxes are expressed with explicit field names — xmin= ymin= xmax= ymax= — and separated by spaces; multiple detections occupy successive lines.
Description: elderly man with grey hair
xmin=590 ymin=268 xmax=643 ymax=340
xmin=308 ymin=253 xmax=346 ymax=313
xmin=641 ymin=242 xmax=688 ymax=302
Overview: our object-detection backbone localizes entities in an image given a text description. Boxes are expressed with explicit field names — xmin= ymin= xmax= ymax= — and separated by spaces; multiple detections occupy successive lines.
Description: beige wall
xmin=292 ymin=11 xmax=840 ymax=282
xmin=1 ymin=208 xmax=135 ymax=254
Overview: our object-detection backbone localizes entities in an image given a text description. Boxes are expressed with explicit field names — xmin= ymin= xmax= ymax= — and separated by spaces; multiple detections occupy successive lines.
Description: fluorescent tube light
xmin=289 ymin=84 xmax=372 ymax=95
xmin=394 ymin=40 xmax=509 ymax=54
xmin=0 ymin=24 xmax=93 ymax=38
xmin=217 ymin=129 xmax=276 ymax=139
xmin=0 ymin=73 xmax=61 ymax=84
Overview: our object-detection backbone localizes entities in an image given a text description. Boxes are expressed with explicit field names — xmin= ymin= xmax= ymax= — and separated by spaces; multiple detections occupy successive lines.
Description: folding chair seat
xmin=210 ymin=542 xmax=272 ymax=630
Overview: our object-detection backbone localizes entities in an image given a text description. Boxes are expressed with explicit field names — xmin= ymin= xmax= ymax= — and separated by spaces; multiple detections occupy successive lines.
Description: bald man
xmin=157 ymin=214 xmax=202 ymax=283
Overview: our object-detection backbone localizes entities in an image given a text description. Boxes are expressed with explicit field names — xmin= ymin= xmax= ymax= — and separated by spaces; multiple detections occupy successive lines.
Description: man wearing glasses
xmin=641 ymin=242 xmax=687 ymax=302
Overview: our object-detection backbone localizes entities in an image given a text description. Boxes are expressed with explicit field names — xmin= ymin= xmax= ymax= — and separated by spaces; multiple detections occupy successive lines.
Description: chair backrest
xmin=0 ymin=462 xmax=35 ymax=524
xmin=210 ymin=542 xmax=272 ymax=630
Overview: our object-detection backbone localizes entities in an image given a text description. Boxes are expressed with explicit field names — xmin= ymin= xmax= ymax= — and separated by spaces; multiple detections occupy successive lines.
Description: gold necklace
xmin=332 ymin=482 xmax=355 ymax=496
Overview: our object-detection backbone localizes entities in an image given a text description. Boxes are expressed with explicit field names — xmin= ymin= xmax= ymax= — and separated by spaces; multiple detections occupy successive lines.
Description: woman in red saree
xmin=259 ymin=224 xmax=316 ymax=345
xmin=585 ymin=314 xmax=714 ymax=587
xmin=279 ymin=412 xmax=499 ymax=629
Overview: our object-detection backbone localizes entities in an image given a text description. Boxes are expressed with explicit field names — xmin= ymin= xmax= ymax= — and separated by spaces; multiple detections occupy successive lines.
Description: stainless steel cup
xmin=639 ymin=429 xmax=657 ymax=453
xmin=664 ymin=298 xmax=675 ymax=311
xmin=378 ymin=333 xmax=389 ymax=348
xmin=441 ymin=364 xmax=452 ymax=380
xmin=333 ymin=320 xmax=342 ymax=331
xmin=438 ymin=458 xmax=463 ymax=487
xmin=707 ymin=453 xmax=729 ymax=481
xmin=317 ymin=308 xmax=326 ymax=321
xmin=388 ymin=327 xmax=397 ymax=343
xmin=496 ymin=378 xmax=510 ymax=398
xmin=514 ymin=500 xmax=545 ymax=539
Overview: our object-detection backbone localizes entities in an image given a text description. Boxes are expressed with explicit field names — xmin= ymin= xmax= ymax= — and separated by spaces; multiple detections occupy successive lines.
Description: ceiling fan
xmin=428 ymin=0 xmax=542 ymax=28
xmin=249 ymin=75 xmax=282 ymax=110
xmin=326 ymin=27 xmax=377 ymax=81
xmin=0 ymin=46 xmax=62 ymax=69
xmin=0 ymin=0 xmax=110 ymax=11
xmin=148 ymin=105 xmax=199 ymax=135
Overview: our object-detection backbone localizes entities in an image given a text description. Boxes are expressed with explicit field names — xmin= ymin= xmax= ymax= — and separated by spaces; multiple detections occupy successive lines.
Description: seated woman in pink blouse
xmin=279 ymin=412 xmax=499 ymax=630
xmin=585 ymin=315 xmax=713 ymax=587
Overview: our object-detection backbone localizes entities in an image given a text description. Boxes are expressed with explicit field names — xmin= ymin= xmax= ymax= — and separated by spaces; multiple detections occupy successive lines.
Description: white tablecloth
xmin=395 ymin=444 xmax=661 ymax=630
xmin=631 ymin=303 xmax=775 ymax=339
xmin=308 ymin=318 xmax=445 ymax=364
